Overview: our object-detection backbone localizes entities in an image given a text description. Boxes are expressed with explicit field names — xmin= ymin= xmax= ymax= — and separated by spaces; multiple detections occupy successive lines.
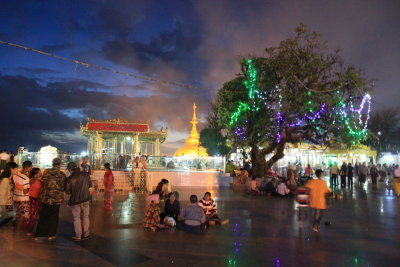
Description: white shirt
xmin=394 ymin=168 xmax=400 ymax=178
xmin=0 ymin=152 xmax=9 ymax=161
xmin=13 ymin=172 xmax=30 ymax=202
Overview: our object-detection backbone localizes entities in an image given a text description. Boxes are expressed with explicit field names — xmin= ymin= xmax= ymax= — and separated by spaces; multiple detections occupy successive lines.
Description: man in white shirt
xmin=330 ymin=163 xmax=339 ymax=188
xmin=0 ymin=151 xmax=10 ymax=171
xmin=13 ymin=161 xmax=32 ymax=232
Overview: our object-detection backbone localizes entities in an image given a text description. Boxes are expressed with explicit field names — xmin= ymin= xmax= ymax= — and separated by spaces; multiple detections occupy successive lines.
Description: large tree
xmin=364 ymin=107 xmax=400 ymax=153
xmin=210 ymin=25 xmax=374 ymax=177
xmin=199 ymin=128 xmax=231 ymax=156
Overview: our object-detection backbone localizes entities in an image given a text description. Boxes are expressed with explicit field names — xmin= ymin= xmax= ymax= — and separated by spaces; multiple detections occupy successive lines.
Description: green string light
xmin=229 ymin=59 xmax=263 ymax=125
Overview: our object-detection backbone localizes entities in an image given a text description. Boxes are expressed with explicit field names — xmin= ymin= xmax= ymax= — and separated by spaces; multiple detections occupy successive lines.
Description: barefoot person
xmin=305 ymin=169 xmax=332 ymax=232
xmin=198 ymin=192 xmax=229 ymax=225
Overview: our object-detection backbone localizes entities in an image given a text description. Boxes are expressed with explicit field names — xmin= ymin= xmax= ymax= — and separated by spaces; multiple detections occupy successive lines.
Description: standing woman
xmin=103 ymin=163 xmax=114 ymax=212
xmin=35 ymin=158 xmax=66 ymax=240
xmin=27 ymin=168 xmax=42 ymax=235
xmin=0 ymin=162 xmax=18 ymax=226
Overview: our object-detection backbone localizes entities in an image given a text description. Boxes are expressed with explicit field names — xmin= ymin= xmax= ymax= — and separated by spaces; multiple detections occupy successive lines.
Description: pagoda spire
xmin=190 ymin=103 xmax=198 ymax=135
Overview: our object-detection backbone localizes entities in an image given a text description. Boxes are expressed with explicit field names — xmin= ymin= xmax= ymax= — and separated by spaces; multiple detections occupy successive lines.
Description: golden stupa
xmin=174 ymin=103 xmax=208 ymax=157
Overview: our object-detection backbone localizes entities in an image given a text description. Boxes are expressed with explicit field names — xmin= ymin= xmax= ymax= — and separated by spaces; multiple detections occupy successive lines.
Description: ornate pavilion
xmin=80 ymin=118 xmax=167 ymax=167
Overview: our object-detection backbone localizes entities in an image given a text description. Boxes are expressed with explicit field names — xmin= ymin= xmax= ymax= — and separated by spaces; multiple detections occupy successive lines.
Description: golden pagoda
xmin=174 ymin=103 xmax=208 ymax=157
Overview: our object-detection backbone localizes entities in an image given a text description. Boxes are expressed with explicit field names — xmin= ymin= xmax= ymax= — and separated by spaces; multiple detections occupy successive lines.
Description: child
xmin=296 ymin=186 xmax=309 ymax=229
xmin=198 ymin=192 xmax=229 ymax=225
xmin=143 ymin=194 xmax=165 ymax=231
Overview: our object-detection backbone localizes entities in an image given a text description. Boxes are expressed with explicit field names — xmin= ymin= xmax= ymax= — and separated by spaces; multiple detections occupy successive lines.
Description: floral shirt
xmin=39 ymin=167 xmax=66 ymax=205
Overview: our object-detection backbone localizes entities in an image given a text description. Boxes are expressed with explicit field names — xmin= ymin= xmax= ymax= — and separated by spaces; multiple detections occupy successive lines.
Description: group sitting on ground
xmin=143 ymin=188 xmax=229 ymax=233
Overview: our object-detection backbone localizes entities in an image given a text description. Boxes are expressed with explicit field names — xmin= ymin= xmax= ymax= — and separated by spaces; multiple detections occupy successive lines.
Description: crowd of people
xmin=142 ymin=180 xmax=229 ymax=232
xmin=228 ymin=159 xmax=400 ymax=232
xmin=0 ymin=155 xmax=230 ymax=240
xmin=1 ymin=153 xmax=399 ymax=239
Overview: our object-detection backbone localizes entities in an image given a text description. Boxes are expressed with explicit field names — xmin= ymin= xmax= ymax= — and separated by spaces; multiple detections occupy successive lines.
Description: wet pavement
xmin=0 ymin=181 xmax=399 ymax=267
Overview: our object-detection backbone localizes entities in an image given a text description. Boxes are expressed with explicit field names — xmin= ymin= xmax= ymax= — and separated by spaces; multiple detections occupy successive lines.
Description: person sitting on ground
xmin=160 ymin=192 xmax=180 ymax=225
xmin=225 ymin=160 xmax=237 ymax=176
xmin=152 ymin=178 xmax=169 ymax=197
xmin=267 ymin=169 xmax=278 ymax=178
xmin=182 ymin=195 xmax=206 ymax=233
xmin=236 ymin=168 xmax=249 ymax=184
xmin=250 ymin=176 xmax=261 ymax=195
xmin=198 ymin=192 xmax=229 ymax=225
xmin=143 ymin=194 xmax=165 ymax=231
xmin=276 ymin=181 xmax=290 ymax=197
xmin=266 ymin=178 xmax=278 ymax=196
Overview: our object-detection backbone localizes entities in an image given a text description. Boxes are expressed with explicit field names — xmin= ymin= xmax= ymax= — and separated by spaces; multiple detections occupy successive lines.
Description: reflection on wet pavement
xmin=0 ymin=184 xmax=399 ymax=266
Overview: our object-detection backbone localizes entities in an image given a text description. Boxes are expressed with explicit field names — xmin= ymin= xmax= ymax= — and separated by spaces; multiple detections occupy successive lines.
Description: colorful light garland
xmin=229 ymin=58 xmax=372 ymax=144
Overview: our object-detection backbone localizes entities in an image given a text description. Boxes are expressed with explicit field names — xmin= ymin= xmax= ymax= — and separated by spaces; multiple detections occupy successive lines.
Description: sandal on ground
xmin=47 ymin=236 xmax=57 ymax=241
xmin=82 ymin=234 xmax=90 ymax=239
xmin=72 ymin=236 xmax=81 ymax=241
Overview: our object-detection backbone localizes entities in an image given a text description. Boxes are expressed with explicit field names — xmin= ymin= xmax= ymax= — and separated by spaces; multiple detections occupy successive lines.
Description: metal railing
xmin=19 ymin=152 xmax=226 ymax=172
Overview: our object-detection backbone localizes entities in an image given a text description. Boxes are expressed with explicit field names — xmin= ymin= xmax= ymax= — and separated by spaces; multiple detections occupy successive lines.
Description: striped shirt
xmin=198 ymin=198 xmax=217 ymax=215
xmin=296 ymin=186 xmax=309 ymax=208
xmin=13 ymin=173 xmax=30 ymax=202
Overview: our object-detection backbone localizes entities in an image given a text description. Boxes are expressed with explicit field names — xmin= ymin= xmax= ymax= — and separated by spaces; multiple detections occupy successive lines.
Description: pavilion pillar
xmin=120 ymin=139 xmax=125 ymax=154
xmin=154 ymin=138 xmax=160 ymax=167
xmin=155 ymin=138 xmax=160 ymax=157
xmin=87 ymin=137 xmax=91 ymax=154
xmin=112 ymin=137 xmax=117 ymax=154
xmin=94 ymin=132 xmax=103 ymax=169
xmin=133 ymin=134 xmax=140 ymax=156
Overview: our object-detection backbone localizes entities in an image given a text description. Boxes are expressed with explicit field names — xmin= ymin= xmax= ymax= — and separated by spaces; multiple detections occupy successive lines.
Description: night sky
xmin=0 ymin=0 xmax=399 ymax=154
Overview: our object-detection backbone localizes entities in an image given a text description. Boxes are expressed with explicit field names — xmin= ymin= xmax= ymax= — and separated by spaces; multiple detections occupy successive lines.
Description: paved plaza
xmin=0 ymin=182 xmax=399 ymax=267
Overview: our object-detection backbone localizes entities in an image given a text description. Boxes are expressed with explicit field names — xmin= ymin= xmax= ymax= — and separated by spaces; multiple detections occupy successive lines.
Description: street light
xmin=378 ymin=131 xmax=381 ymax=136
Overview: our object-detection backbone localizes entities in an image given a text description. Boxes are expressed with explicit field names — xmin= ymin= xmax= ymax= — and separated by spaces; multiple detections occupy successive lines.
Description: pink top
xmin=29 ymin=179 xmax=42 ymax=198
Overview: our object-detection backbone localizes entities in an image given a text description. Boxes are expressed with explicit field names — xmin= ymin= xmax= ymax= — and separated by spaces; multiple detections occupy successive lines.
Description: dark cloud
xmin=96 ymin=0 xmax=151 ymax=38
xmin=16 ymin=67 xmax=61 ymax=74
xmin=101 ymin=21 xmax=203 ymax=74
xmin=0 ymin=74 xmax=209 ymax=153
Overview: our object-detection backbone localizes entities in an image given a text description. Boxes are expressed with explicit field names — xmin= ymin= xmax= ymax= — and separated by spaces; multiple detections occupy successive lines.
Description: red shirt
xmin=29 ymin=179 xmax=42 ymax=198
xmin=104 ymin=170 xmax=114 ymax=189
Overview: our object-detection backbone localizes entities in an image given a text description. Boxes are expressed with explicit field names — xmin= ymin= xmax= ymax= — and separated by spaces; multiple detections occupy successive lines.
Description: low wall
xmin=91 ymin=170 xmax=233 ymax=191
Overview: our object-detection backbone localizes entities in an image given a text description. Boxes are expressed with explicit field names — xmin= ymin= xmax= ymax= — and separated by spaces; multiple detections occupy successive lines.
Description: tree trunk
xmin=251 ymin=142 xmax=286 ymax=177
xmin=250 ymin=145 xmax=268 ymax=177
